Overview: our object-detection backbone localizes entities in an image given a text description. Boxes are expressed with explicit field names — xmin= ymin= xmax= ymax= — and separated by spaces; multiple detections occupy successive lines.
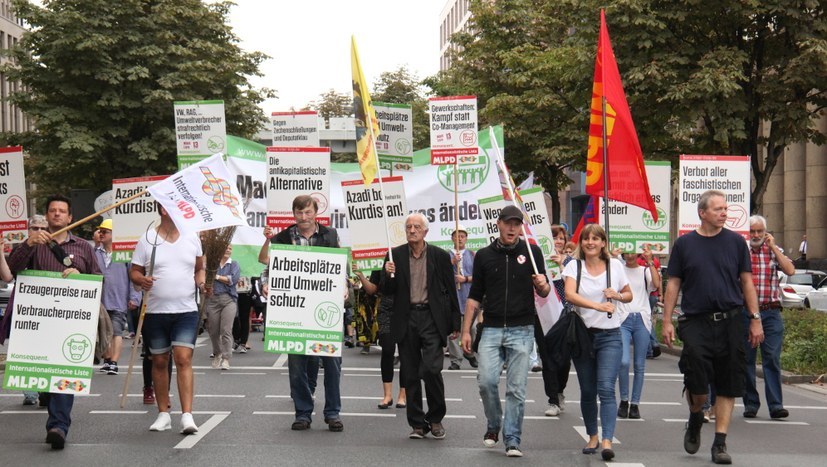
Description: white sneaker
xmin=212 ymin=357 xmax=222 ymax=369
xmin=545 ymin=404 xmax=561 ymax=416
xmin=180 ymin=412 xmax=198 ymax=434
xmin=220 ymin=358 xmax=230 ymax=370
xmin=558 ymin=393 xmax=566 ymax=413
xmin=237 ymin=346 xmax=248 ymax=354
xmin=149 ymin=412 xmax=172 ymax=431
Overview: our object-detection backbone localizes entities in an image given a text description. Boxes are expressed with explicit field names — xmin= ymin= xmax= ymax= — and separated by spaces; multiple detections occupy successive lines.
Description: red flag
xmin=586 ymin=10 xmax=658 ymax=221
xmin=572 ymin=195 xmax=599 ymax=242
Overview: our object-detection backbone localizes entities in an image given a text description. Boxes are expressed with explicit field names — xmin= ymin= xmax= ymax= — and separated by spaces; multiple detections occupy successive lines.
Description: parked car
xmin=804 ymin=276 xmax=827 ymax=312
xmin=779 ymin=269 xmax=827 ymax=308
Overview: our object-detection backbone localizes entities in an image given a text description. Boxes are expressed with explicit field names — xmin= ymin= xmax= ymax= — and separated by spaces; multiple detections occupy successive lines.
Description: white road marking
xmin=443 ymin=414 xmax=476 ymax=419
xmin=745 ymin=420 xmax=809 ymax=425
xmin=220 ymin=372 xmax=266 ymax=375
xmin=274 ymin=354 xmax=288 ymax=368
xmin=0 ymin=410 xmax=48 ymax=414
xmin=174 ymin=413 xmax=230 ymax=449
xmin=663 ymin=419 xmax=687 ymax=422
xmin=340 ymin=412 xmax=396 ymax=417
xmin=573 ymin=426 xmax=620 ymax=444
xmin=254 ymin=411 xmax=305 ymax=415
xmin=90 ymin=410 xmax=147 ymax=414
xmin=194 ymin=394 xmax=245 ymax=398
xmin=524 ymin=416 xmax=558 ymax=420
xmin=478 ymin=399 xmax=536 ymax=403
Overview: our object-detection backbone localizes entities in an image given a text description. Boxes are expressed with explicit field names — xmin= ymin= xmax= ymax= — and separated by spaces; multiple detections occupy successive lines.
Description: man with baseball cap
xmin=96 ymin=219 xmax=142 ymax=375
xmin=461 ymin=204 xmax=550 ymax=457
xmin=447 ymin=224 xmax=478 ymax=370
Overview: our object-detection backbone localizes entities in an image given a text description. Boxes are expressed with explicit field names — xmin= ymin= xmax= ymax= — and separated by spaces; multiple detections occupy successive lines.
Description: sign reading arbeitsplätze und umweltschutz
xmin=0 ymin=146 xmax=28 ymax=250
xmin=678 ymin=155 xmax=750 ymax=238
xmin=266 ymin=147 xmax=331 ymax=229
xmin=112 ymin=175 xmax=166 ymax=262
xmin=174 ymin=100 xmax=227 ymax=156
xmin=3 ymin=271 xmax=102 ymax=395
xmin=373 ymin=102 xmax=413 ymax=172
xmin=264 ymin=244 xmax=347 ymax=356
xmin=341 ymin=176 xmax=408 ymax=272
xmin=428 ymin=95 xmax=479 ymax=165
xmin=271 ymin=111 xmax=321 ymax=147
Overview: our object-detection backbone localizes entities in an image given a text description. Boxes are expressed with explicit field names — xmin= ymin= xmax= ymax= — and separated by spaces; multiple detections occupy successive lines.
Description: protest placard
xmin=263 ymin=244 xmax=347 ymax=357
xmin=111 ymin=176 xmax=166 ymax=262
xmin=679 ymin=155 xmax=750 ymax=238
xmin=271 ymin=111 xmax=321 ymax=147
xmin=3 ymin=271 xmax=102 ymax=395
xmin=341 ymin=176 xmax=407 ymax=271
xmin=0 ymin=146 xmax=27 ymax=250
xmin=428 ymin=95 xmax=479 ymax=164
xmin=266 ymin=147 xmax=331 ymax=229
xmin=374 ymin=102 xmax=413 ymax=172
xmin=174 ymin=100 xmax=226 ymax=156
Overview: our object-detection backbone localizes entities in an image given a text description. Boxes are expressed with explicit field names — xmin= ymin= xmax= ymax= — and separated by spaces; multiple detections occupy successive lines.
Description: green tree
xmin=1 ymin=0 xmax=272 ymax=197
xmin=439 ymin=0 xmax=596 ymax=223
xmin=372 ymin=66 xmax=430 ymax=151
xmin=309 ymin=89 xmax=352 ymax=122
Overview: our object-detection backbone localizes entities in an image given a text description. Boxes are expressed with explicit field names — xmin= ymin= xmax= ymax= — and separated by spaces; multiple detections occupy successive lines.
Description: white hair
xmin=406 ymin=212 xmax=429 ymax=230
xmin=749 ymin=215 xmax=767 ymax=230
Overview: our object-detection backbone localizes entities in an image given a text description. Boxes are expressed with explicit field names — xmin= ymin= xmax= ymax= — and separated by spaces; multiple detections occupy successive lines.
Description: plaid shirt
xmin=750 ymin=242 xmax=780 ymax=304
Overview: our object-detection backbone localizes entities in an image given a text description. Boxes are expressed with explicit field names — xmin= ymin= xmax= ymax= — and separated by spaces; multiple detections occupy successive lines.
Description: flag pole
xmin=599 ymin=9 xmax=613 ymax=319
xmin=453 ymin=160 xmax=461 ymax=290
xmin=52 ymin=190 xmax=149 ymax=237
xmin=489 ymin=127 xmax=539 ymax=275
xmin=367 ymin=114 xmax=395 ymax=270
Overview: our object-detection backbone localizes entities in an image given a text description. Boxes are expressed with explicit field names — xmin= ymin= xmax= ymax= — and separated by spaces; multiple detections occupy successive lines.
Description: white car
xmin=779 ymin=269 xmax=827 ymax=308
xmin=804 ymin=276 xmax=827 ymax=312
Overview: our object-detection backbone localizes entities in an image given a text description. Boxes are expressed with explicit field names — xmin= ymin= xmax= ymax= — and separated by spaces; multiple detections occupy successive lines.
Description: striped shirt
xmin=9 ymin=233 xmax=101 ymax=276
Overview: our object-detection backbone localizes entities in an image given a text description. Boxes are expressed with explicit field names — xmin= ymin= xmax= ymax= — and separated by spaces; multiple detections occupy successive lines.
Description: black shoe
xmin=325 ymin=418 xmax=344 ymax=432
xmin=448 ymin=363 xmax=460 ymax=370
xmin=465 ymin=354 xmax=478 ymax=368
xmin=601 ymin=448 xmax=615 ymax=461
xmin=378 ymin=399 xmax=393 ymax=409
xmin=617 ymin=400 xmax=629 ymax=418
xmin=651 ymin=346 xmax=661 ymax=358
xmin=629 ymin=404 xmax=641 ymax=419
xmin=46 ymin=428 xmax=66 ymax=450
xmin=291 ymin=419 xmax=311 ymax=431
xmin=684 ymin=418 xmax=702 ymax=454
xmin=743 ymin=408 xmax=757 ymax=418
xmin=770 ymin=408 xmax=789 ymax=419
xmin=711 ymin=444 xmax=732 ymax=464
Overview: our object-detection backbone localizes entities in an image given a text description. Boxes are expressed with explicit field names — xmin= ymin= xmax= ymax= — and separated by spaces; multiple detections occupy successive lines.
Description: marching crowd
xmin=0 ymin=188 xmax=792 ymax=465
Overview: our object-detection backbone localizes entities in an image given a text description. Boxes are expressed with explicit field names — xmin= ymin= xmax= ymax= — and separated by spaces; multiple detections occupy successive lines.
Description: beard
xmin=749 ymin=238 xmax=764 ymax=248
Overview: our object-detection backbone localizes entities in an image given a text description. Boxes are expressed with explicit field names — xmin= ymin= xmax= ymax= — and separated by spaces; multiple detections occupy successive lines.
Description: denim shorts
xmin=142 ymin=311 xmax=199 ymax=354
xmin=107 ymin=310 xmax=128 ymax=336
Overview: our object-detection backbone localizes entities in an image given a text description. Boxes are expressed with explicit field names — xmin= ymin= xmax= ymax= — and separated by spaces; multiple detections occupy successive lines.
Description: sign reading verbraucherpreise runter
xmin=174 ymin=100 xmax=226 ymax=156
xmin=3 ymin=271 xmax=102 ymax=395
xmin=264 ymin=244 xmax=347 ymax=357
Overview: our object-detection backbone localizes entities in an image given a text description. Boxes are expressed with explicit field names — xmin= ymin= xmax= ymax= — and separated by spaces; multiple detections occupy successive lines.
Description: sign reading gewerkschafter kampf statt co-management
xmin=264 ymin=244 xmax=347 ymax=357
xmin=3 ymin=271 xmax=103 ymax=395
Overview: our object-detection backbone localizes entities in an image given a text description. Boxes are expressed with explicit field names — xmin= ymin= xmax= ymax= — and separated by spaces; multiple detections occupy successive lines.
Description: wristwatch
xmin=749 ymin=312 xmax=761 ymax=320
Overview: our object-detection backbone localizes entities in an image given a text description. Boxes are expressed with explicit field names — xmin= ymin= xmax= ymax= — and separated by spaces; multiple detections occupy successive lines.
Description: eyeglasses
xmin=98 ymin=229 xmax=111 ymax=235
xmin=29 ymin=226 xmax=47 ymax=231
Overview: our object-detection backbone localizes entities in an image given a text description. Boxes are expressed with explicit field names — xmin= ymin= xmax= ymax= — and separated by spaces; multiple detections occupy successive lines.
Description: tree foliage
xmin=437 ymin=0 xmax=827 ymax=218
xmin=1 ymin=0 xmax=272 ymax=197
xmin=309 ymin=89 xmax=352 ymax=121
xmin=371 ymin=66 xmax=430 ymax=151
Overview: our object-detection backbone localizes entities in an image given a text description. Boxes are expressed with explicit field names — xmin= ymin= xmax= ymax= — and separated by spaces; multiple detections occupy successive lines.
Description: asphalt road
xmin=1 ymin=332 xmax=825 ymax=466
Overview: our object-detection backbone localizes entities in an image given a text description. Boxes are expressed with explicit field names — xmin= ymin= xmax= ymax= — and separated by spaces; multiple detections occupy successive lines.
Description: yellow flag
xmin=351 ymin=36 xmax=380 ymax=186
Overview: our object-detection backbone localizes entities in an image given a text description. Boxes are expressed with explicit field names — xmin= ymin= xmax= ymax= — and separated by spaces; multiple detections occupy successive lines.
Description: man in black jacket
xmin=258 ymin=195 xmax=344 ymax=433
xmin=460 ymin=204 xmax=550 ymax=458
xmin=382 ymin=213 xmax=460 ymax=440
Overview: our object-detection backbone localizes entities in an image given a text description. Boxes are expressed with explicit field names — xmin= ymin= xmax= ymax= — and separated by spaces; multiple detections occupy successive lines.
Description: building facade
xmin=0 ymin=0 xmax=30 ymax=133
xmin=439 ymin=0 xmax=471 ymax=71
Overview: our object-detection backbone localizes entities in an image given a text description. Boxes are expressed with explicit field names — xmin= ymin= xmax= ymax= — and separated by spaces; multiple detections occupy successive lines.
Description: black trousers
xmin=379 ymin=333 xmax=403 ymax=383
xmin=233 ymin=292 xmax=252 ymax=345
xmin=534 ymin=316 xmax=571 ymax=405
xmin=398 ymin=307 xmax=445 ymax=428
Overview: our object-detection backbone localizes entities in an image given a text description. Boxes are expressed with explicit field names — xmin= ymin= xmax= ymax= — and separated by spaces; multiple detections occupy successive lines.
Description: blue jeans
xmin=477 ymin=325 xmax=533 ymax=448
xmin=742 ymin=308 xmax=785 ymax=412
xmin=288 ymin=354 xmax=341 ymax=421
xmin=573 ymin=329 xmax=622 ymax=440
xmin=39 ymin=392 xmax=74 ymax=435
xmin=619 ymin=313 xmax=649 ymax=404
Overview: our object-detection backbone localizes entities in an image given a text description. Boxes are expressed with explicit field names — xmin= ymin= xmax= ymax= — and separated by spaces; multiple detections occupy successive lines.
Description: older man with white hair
xmin=382 ymin=213 xmax=461 ymax=440
xmin=742 ymin=215 xmax=794 ymax=420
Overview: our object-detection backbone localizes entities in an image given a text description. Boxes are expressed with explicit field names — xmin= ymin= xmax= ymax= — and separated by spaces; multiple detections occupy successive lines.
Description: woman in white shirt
xmin=563 ymin=224 xmax=631 ymax=462
xmin=616 ymin=250 xmax=659 ymax=420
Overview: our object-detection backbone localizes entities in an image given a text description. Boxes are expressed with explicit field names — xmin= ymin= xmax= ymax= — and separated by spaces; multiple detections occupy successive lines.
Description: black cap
xmin=498 ymin=205 xmax=524 ymax=223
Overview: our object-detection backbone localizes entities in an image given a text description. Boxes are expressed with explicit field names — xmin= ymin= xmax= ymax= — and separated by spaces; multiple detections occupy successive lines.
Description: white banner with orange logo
xmin=0 ymin=146 xmax=27 ymax=250
xmin=148 ymin=153 xmax=246 ymax=235
xmin=678 ymin=155 xmax=750 ymax=238
xmin=341 ymin=176 xmax=408 ymax=271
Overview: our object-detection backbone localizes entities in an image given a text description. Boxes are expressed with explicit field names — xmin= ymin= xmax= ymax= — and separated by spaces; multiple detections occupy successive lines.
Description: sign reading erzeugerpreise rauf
xmin=3 ymin=271 xmax=103 ymax=395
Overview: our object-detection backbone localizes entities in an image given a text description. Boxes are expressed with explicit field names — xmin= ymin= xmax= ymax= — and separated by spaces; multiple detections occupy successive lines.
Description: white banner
xmin=174 ymin=100 xmax=226 ymax=156
xmin=112 ymin=176 xmax=165 ymax=262
xmin=429 ymin=95 xmax=479 ymax=164
xmin=264 ymin=244 xmax=347 ymax=356
xmin=603 ymin=161 xmax=671 ymax=254
xmin=3 ymin=271 xmax=102 ymax=395
xmin=0 ymin=146 xmax=27 ymax=250
xmin=148 ymin=153 xmax=246 ymax=235
xmin=266 ymin=147 xmax=331 ymax=229
xmin=678 ymin=155 xmax=750 ymax=238
xmin=341 ymin=176 xmax=408 ymax=271
xmin=374 ymin=102 xmax=413 ymax=171
xmin=271 ymin=111 xmax=321 ymax=147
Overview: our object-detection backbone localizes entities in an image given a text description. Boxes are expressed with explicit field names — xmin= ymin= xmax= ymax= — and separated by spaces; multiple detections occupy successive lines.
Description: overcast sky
xmin=226 ymin=0 xmax=449 ymax=113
